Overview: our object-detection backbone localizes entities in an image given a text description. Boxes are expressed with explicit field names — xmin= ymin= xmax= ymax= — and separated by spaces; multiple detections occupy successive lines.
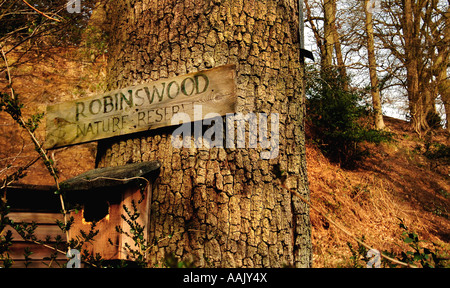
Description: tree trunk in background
xmin=331 ymin=0 xmax=347 ymax=89
xmin=304 ymin=0 xmax=325 ymax=61
xmin=364 ymin=0 xmax=385 ymax=130
xmin=403 ymin=0 xmax=426 ymax=134
xmin=323 ymin=0 xmax=347 ymax=90
xmin=323 ymin=0 xmax=335 ymax=69
xmin=379 ymin=0 xmax=447 ymax=134
xmin=437 ymin=6 xmax=450 ymax=131
xmin=97 ymin=0 xmax=311 ymax=268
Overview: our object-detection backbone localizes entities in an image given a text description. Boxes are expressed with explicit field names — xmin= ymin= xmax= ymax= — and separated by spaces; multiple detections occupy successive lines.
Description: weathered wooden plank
xmin=67 ymin=185 xmax=152 ymax=261
xmin=6 ymin=225 xmax=65 ymax=242
xmin=8 ymin=212 xmax=63 ymax=225
xmin=7 ymin=184 xmax=61 ymax=213
xmin=11 ymin=260 xmax=67 ymax=268
xmin=9 ymin=242 xmax=67 ymax=260
xmin=61 ymin=161 xmax=160 ymax=192
xmin=44 ymin=64 xmax=237 ymax=149
xmin=68 ymin=201 xmax=123 ymax=260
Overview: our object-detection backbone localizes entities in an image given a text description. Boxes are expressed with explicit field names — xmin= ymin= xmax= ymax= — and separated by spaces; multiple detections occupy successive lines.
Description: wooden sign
xmin=44 ymin=65 xmax=236 ymax=149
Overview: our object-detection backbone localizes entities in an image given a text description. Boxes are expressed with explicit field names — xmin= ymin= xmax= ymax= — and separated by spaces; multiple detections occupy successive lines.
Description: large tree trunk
xmin=364 ymin=0 xmax=385 ymax=130
xmin=403 ymin=0 xmax=426 ymax=134
xmin=96 ymin=0 xmax=311 ymax=268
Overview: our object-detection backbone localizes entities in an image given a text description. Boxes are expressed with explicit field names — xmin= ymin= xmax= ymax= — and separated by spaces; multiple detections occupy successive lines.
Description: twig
xmin=21 ymin=0 xmax=61 ymax=22
xmin=18 ymin=236 xmax=99 ymax=268
xmin=0 ymin=47 xmax=69 ymax=249
xmin=0 ymin=156 xmax=40 ymax=191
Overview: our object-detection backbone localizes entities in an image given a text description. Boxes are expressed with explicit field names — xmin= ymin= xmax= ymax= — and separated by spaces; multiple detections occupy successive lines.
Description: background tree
xmin=304 ymin=0 xmax=449 ymax=134
xmin=0 ymin=0 xmax=97 ymax=69
xmin=374 ymin=0 xmax=449 ymax=134
xmin=433 ymin=3 xmax=449 ymax=131
xmin=306 ymin=0 xmax=346 ymax=81
xmin=96 ymin=0 xmax=311 ymax=268
xmin=364 ymin=0 xmax=385 ymax=130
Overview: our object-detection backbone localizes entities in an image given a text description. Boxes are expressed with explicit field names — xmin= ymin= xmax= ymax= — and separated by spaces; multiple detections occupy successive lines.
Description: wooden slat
xmin=8 ymin=242 xmax=67 ymax=260
xmin=68 ymin=204 xmax=122 ymax=260
xmin=119 ymin=187 xmax=150 ymax=260
xmin=44 ymin=64 xmax=237 ymax=149
xmin=6 ymin=224 xmax=65 ymax=242
xmin=8 ymin=212 xmax=63 ymax=225
xmin=11 ymin=260 xmax=67 ymax=268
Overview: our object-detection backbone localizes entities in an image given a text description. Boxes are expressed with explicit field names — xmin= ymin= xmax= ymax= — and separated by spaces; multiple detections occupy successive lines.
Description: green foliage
xmin=113 ymin=199 xmax=151 ymax=268
xmin=0 ymin=0 xmax=98 ymax=47
xmin=56 ymin=216 xmax=75 ymax=233
xmin=23 ymin=247 xmax=33 ymax=268
xmin=306 ymin=66 xmax=393 ymax=168
xmin=0 ymin=196 xmax=13 ymax=268
xmin=346 ymin=236 xmax=369 ymax=268
xmin=394 ymin=221 xmax=447 ymax=268
xmin=1 ymin=90 xmax=60 ymax=180
xmin=81 ymin=25 xmax=109 ymax=62
xmin=345 ymin=223 xmax=449 ymax=268
xmin=0 ymin=92 xmax=23 ymax=123
xmin=3 ymin=74 xmax=179 ymax=269
xmin=11 ymin=221 xmax=38 ymax=242
xmin=24 ymin=113 xmax=44 ymax=133
xmin=111 ymin=197 xmax=197 ymax=268
xmin=381 ymin=221 xmax=449 ymax=268
xmin=426 ymin=111 xmax=443 ymax=130
xmin=0 ymin=92 xmax=44 ymax=142
xmin=68 ymin=221 xmax=98 ymax=251
xmin=423 ymin=142 xmax=450 ymax=164
xmin=1 ymin=38 xmax=107 ymax=268
xmin=163 ymin=252 xmax=195 ymax=268
xmin=67 ymin=221 xmax=104 ymax=268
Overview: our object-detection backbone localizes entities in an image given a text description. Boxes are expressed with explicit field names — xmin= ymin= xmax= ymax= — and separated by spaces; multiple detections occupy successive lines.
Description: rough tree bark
xmin=96 ymin=0 xmax=311 ymax=268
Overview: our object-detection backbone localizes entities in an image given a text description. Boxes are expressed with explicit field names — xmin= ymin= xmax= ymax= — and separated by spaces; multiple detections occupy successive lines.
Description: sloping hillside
xmin=307 ymin=117 xmax=450 ymax=267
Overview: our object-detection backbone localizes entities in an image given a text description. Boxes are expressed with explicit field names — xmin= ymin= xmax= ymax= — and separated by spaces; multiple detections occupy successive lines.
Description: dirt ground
xmin=307 ymin=117 xmax=449 ymax=267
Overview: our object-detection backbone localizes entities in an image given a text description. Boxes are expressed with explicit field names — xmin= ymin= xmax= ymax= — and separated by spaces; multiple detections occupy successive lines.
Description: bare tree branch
xmin=21 ymin=0 xmax=61 ymax=22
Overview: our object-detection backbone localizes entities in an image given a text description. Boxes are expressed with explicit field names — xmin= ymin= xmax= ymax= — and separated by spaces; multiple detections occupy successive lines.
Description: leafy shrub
xmin=346 ymin=222 xmax=449 ymax=268
xmin=0 ymin=198 xmax=13 ymax=268
xmin=423 ymin=142 xmax=450 ymax=166
xmin=305 ymin=66 xmax=393 ymax=168
xmin=426 ymin=111 xmax=443 ymax=130
xmin=346 ymin=236 xmax=369 ymax=268
xmin=387 ymin=221 xmax=449 ymax=268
